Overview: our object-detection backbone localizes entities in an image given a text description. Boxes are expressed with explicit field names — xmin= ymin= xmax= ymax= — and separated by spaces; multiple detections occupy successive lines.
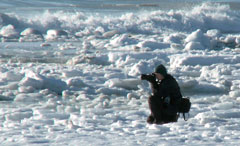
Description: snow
xmin=0 ymin=24 xmax=18 ymax=38
xmin=20 ymin=28 xmax=42 ymax=36
xmin=0 ymin=2 xmax=240 ymax=146
xmin=46 ymin=29 xmax=68 ymax=41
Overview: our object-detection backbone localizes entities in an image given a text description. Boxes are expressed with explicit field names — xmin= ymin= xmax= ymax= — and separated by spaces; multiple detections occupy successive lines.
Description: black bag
xmin=178 ymin=97 xmax=191 ymax=121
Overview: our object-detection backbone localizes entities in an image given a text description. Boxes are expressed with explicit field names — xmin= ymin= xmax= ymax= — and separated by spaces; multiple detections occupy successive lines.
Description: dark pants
xmin=148 ymin=95 xmax=178 ymax=123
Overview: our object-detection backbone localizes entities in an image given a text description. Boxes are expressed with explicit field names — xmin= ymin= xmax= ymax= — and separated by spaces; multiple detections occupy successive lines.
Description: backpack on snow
xmin=178 ymin=97 xmax=191 ymax=121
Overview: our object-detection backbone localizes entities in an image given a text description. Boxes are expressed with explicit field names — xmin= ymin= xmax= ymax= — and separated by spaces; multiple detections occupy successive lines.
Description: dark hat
xmin=155 ymin=64 xmax=167 ymax=77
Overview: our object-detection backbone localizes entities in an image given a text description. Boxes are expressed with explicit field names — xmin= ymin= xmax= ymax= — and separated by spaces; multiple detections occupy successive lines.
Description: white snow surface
xmin=0 ymin=2 xmax=240 ymax=146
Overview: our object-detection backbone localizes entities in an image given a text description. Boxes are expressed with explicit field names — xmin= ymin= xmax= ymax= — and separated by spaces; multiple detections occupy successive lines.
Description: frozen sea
xmin=1 ymin=0 xmax=240 ymax=145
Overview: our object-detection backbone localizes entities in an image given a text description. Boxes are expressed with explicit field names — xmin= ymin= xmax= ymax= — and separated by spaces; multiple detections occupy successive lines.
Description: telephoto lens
xmin=140 ymin=73 xmax=156 ymax=82
xmin=141 ymin=74 xmax=148 ymax=80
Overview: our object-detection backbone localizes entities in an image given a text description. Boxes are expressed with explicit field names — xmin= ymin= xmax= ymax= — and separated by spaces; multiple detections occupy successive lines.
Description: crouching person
xmin=141 ymin=64 xmax=182 ymax=124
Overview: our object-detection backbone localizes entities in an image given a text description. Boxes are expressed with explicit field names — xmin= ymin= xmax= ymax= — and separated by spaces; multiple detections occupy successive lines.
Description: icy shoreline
xmin=0 ymin=41 xmax=240 ymax=145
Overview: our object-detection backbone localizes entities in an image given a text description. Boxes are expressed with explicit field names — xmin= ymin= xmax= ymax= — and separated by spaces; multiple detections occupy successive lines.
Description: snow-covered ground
xmin=1 ymin=2 xmax=240 ymax=145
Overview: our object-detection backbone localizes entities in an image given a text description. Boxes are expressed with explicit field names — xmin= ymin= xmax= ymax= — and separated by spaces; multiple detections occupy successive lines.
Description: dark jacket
xmin=150 ymin=74 xmax=182 ymax=111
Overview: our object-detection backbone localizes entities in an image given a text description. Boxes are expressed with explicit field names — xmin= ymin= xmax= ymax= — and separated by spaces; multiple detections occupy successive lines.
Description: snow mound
xmin=19 ymin=71 xmax=67 ymax=94
xmin=0 ymin=24 xmax=18 ymax=38
xmin=170 ymin=55 xmax=240 ymax=67
xmin=14 ymin=93 xmax=43 ymax=102
xmin=105 ymin=78 xmax=141 ymax=90
xmin=5 ymin=109 xmax=33 ymax=121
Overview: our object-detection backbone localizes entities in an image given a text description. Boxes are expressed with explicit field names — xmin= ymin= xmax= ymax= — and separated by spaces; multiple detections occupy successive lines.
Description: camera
xmin=141 ymin=73 xmax=156 ymax=82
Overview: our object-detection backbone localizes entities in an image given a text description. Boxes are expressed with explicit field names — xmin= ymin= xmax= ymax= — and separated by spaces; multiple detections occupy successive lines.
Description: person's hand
xmin=163 ymin=97 xmax=170 ymax=108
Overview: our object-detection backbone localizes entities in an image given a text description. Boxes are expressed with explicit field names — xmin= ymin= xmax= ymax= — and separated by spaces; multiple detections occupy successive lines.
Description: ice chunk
xmin=46 ymin=29 xmax=68 ymax=40
xmin=236 ymin=37 xmax=240 ymax=45
xmin=5 ymin=109 xmax=33 ymax=121
xmin=223 ymin=35 xmax=236 ymax=44
xmin=67 ymin=55 xmax=109 ymax=65
xmin=164 ymin=33 xmax=185 ymax=44
xmin=20 ymin=28 xmax=42 ymax=36
xmin=67 ymin=120 xmax=81 ymax=130
xmin=0 ymin=24 xmax=18 ymax=38
xmin=178 ymin=79 xmax=198 ymax=89
xmin=184 ymin=41 xmax=204 ymax=50
xmin=108 ymin=52 xmax=119 ymax=63
xmin=102 ymin=30 xmax=119 ymax=38
xmin=47 ymin=29 xmax=68 ymax=37
xmin=41 ymin=76 xmax=67 ymax=95
xmin=213 ymin=102 xmax=233 ymax=110
xmin=19 ymin=71 xmax=67 ymax=94
xmin=185 ymin=29 xmax=210 ymax=49
xmin=215 ymin=110 xmax=240 ymax=119
xmin=195 ymin=112 xmax=224 ymax=125
xmin=147 ymin=124 xmax=170 ymax=135
xmin=137 ymin=41 xmax=169 ymax=50
xmin=62 ymin=70 xmax=83 ymax=78
xmin=128 ymin=61 xmax=153 ymax=76
xmin=14 ymin=93 xmax=43 ymax=102
xmin=34 ymin=109 xmax=70 ymax=120
xmin=0 ymin=71 xmax=23 ymax=81
xmin=82 ymin=40 xmax=95 ymax=49
xmin=66 ymin=77 xmax=86 ymax=87
xmin=58 ymin=43 xmax=77 ymax=50
xmin=105 ymin=78 xmax=141 ymax=90
xmin=193 ymin=82 xmax=226 ymax=94
xmin=96 ymin=87 xmax=127 ymax=96
xmin=40 ymin=43 xmax=51 ymax=47
xmin=109 ymin=34 xmax=138 ymax=47
xmin=19 ymin=76 xmax=44 ymax=89
xmin=170 ymin=55 xmax=240 ymax=67
xmin=206 ymin=29 xmax=221 ymax=38
xmin=229 ymin=91 xmax=240 ymax=98
xmin=18 ymin=86 xmax=35 ymax=93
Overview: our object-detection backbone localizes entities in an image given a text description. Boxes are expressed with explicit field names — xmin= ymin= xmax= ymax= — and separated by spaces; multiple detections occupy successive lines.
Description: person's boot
xmin=173 ymin=114 xmax=179 ymax=122
xmin=165 ymin=114 xmax=179 ymax=123
xmin=153 ymin=118 xmax=164 ymax=125
xmin=147 ymin=115 xmax=154 ymax=124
